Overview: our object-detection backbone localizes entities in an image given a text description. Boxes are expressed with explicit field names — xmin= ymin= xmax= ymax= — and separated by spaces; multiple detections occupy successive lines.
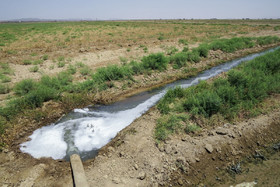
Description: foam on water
xmin=20 ymin=92 xmax=164 ymax=160
xmin=20 ymin=47 xmax=279 ymax=160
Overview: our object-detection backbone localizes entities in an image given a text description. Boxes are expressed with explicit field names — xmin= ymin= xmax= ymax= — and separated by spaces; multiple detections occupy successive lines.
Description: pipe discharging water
xmin=20 ymin=47 xmax=279 ymax=161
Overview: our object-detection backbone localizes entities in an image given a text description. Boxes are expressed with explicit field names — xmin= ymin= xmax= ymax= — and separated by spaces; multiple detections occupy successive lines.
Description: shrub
xmin=185 ymin=124 xmax=201 ymax=134
xmin=129 ymin=60 xmax=144 ymax=75
xmin=14 ymin=79 xmax=37 ymax=96
xmin=1 ymin=75 xmax=11 ymax=83
xmin=182 ymin=47 xmax=189 ymax=52
xmin=29 ymin=65 xmax=39 ymax=72
xmin=256 ymin=36 xmax=280 ymax=46
xmin=193 ymin=44 xmax=209 ymax=58
xmin=0 ymin=84 xmax=10 ymax=94
xmin=67 ymin=64 xmax=77 ymax=74
xmin=24 ymin=85 xmax=59 ymax=108
xmin=155 ymin=115 xmax=183 ymax=141
xmin=141 ymin=53 xmax=168 ymax=71
xmin=42 ymin=54 xmax=49 ymax=61
xmin=186 ymin=52 xmax=201 ymax=63
xmin=80 ymin=66 xmax=91 ymax=76
xmin=166 ymin=46 xmax=178 ymax=56
xmin=58 ymin=61 xmax=65 ymax=68
xmin=23 ymin=59 xmax=32 ymax=65
xmin=169 ymin=52 xmax=188 ymax=69
xmin=93 ymin=64 xmax=132 ymax=83
xmin=183 ymin=90 xmax=222 ymax=117
xmin=209 ymin=37 xmax=255 ymax=53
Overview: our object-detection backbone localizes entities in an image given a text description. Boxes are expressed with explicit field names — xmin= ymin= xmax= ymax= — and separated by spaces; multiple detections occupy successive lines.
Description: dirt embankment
xmin=1 ymin=44 xmax=280 ymax=186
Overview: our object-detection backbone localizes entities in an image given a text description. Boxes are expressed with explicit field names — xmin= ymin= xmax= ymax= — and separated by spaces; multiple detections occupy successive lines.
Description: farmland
xmin=0 ymin=19 xmax=280 ymax=186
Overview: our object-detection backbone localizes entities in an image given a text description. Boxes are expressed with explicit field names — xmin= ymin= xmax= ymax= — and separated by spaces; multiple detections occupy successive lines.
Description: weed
xmin=67 ymin=64 xmax=77 ymax=74
xmin=32 ymin=59 xmax=43 ymax=65
xmin=185 ymin=124 xmax=201 ymax=133
xmin=14 ymin=79 xmax=37 ymax=96
xmin=23 ymin=59 xmax=32 ymax=65
xmin=42 ymin=54 xmax=49 ymax=61
xmin=57 ymin=56 xmax=65 ymax=62
xmin=170 ymin=52 xmax=188 ymax=69
xmin=119 ymin=57 xmax=128 ymax=64
xmin=186 ymin=51 xmax=201 ymax=63
xmin=29 ymin=65 xmax=39 ymax=72
xmin=182 ymin=47 xmax=189 ymax=52
xmin=178 ymin=39 xmax=188 ymax=45
xmin=0 ymin=84 xmax=10 ymax=94
xmin=141 ymin=53 xmax=168 ymax=71
xmin=57 ymin=61 xmax=65 ymax=68
xmin=80 ymin=66 xmax=91 ymax=76
xmin=166 ymin=46 xmax=179 ymax=56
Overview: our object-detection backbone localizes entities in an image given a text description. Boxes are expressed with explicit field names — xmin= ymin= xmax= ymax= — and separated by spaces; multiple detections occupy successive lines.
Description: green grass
xmin=155 ymin=48 xmax=280 ymax=141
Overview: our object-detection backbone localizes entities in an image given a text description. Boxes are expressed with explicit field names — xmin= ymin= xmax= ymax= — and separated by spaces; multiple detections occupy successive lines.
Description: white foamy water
xmin=20 ymin=47 xmax=279 ymax=160
xmin=20 ymin=92 xmax=165 ymax=159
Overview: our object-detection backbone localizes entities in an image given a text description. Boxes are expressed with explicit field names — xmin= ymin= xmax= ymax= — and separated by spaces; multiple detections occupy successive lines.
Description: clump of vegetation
xmin=155 ymin=48 xmax=280 ymax=141
xmin=178 ymin=39 xmax=188 ymax=45
xmin=80 ymin=66 xmax=91 ymax=76
xmin=155 ymin=114 xmax=188 ymax=141
xmin=67 ymin=64 xmax=77 ymax=74
xmin=42 ymin=54 xmax=49 ymax=61
xmin=0 ymin=84 xmax=10 ymax=94
xmin=256 ymin=36 xmax=280 ymax=46
xmin=169 ymin=52 xmax=188 ymax=69
xmin=29 ymin=65 xmax=39 ymax=72
xmin=14 ymin=79 xmax=37 ymax=96
xmin=141 ymin=53 xmax=169 ymax=71
xmin=23 ymin=59 xmax=32 ymax=65
xmin=209 ymin=37 xmax=255 ymax=52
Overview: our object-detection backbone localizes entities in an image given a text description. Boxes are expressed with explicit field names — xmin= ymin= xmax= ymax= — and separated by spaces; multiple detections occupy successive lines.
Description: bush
xmin=23 ymin=59 xmax=32 ymax=65
xmin=42 ymin=54 xmax=49 ymax=61
xmin=185 ymin=124 xmax=201 ymax=134
xmin=80 ymin=66 xmax=91 ymax=76
xmin=129 ymin=60 xmax=144 ymax=75
xmin=0 ymin=84 xmax=10 ymax=94
xmin=256 ymin=36 xmax=280 ymax=46
xmin=93 ymin=64 xmax=132 ymax=83
xmin=186 ymin=51 xmax=201 ymax=63
xmin=141 ymin=53 xmax=169 ymax=71
xmin=182 ymin=47 xmax=189 ymax=52
xmin=24 ymin=85 xmax=59 ymax=108
xmin=14 ymin=79 xmax=37 ymax=96
xmin=155 ymin=115 xmax=183 ymax=141
xmin=193 ymin=44 xmax=209 ymax=58
xmin=169 ymin=52 xmax=188 ymax=69
xmin=67 ymin=64 xmax=77 ymax=74
xmin=183 ymin=90 xmax=222 ymax=117
xmin=29 ymin=65 xmax=39 ymax=72
xmin=209 ymin=37 xmax=255 ymax=53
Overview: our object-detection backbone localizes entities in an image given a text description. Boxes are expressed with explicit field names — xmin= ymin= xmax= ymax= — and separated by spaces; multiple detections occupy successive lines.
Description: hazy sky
xmin=0 ymin=0 xmax=280 ymax=21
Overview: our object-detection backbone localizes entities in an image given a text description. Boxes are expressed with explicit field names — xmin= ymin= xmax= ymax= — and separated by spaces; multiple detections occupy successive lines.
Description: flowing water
xmin=20 ymin=47 xmax=279 ymax=161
